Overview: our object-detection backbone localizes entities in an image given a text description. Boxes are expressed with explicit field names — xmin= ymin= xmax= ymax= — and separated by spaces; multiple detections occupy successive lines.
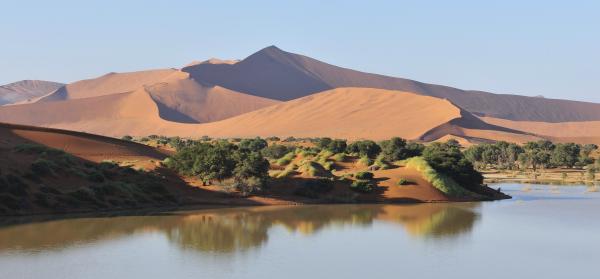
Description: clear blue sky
xmin=1 ymin=0 xmax=599 ymax=102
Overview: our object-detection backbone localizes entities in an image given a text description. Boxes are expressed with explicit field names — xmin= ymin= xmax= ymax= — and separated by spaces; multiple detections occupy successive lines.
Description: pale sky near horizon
xmin=1 ymin=0 xmax=599 ymax=103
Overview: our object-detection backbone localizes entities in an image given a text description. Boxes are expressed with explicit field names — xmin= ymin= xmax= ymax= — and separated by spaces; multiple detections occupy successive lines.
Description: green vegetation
xmin=379 ymin=137 xmax=424 ymax=161
xmin=355 ymin=171 xmax=374 ymax=180
xmin=404 ymin=157 xmax=473 ymax=197
xmin=317 ymin=137 xmax=347 ymax=153
xmin=396 ymin=178 xmax=414 ymax=186
xmin=347 ymin=140 xmax=381 ymax=158
xmin=165 ymin=141 xmax=269 ymax=195
xmin=350 ymin=180 xmax=374 ymax=193
xmin=276 ymin=152 xmax=296 ymax=166
xmin=262 ymin=144 xmax=294 ymax=159
xmin=466 ymin=140 xmax=598 ymax=171
xmin=423 ymin=141 xmax=483 ymax=192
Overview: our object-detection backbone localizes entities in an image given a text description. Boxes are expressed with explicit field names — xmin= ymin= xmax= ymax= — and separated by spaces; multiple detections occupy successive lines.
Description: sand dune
xmin=184 ymin=46 xmax=600 ymax=122
xmin=0 ymin=87 xmax=542 ymax=143
xmin=38 ymin=69 xmax=181 ymax=102
xmin=480 ymin=117 xmax=600 ymax=144
xmin=0 ymin=122 xmax=165 ymax=162
xmin=0 ymin=80 xmax=64 ymax=105
xmin=145 ymin=78 xmax=279 ymax=123
xmin=188 ymin=88 xmax=537 ymax=142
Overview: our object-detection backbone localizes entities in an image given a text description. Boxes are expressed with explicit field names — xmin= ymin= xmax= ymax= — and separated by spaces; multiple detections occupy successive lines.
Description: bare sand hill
xmin=186 ymin=87 xmax=463 ymax=140
xmin=0 ymin=123 xmax=165 ymax=162
xmin=0 ymin=87 xmax=542 ymax=143
xmin=145 ymin=78 xmax=279 ymax=123
xmin=37 ymin=69 xmax=181 ymax=102
xmin=481 ymin=117 xmax=600 ymax=144
xmin=184 ymin=46 xmax=600 ymax=122
xmin=0 ymin=80 xmax=64 ymax=105
xmin=187 ymin=88 xmax=538 ymax=143
xmin=0 ymin=76 xmax=280 ymax=136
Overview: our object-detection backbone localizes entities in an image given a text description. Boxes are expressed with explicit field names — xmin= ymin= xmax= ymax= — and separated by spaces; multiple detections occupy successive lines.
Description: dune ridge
xmin=184 ymin=46 xmax=600 ymax=122
xmin=0 ymin=80 xmax=64 ymax=105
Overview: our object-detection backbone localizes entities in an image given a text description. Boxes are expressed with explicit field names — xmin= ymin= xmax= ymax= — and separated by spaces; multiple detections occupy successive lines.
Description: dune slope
xmin=0 ymin=80 xmax=64 ymax=105
xmin=38 ymin=69 xmax=180 ymax=102
xmin=184 ymin=46 xmax=600 ymax=122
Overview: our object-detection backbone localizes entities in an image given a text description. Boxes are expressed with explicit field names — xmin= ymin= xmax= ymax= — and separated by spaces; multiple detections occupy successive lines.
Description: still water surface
xmin=1 ymin=183 xmax=599 ymax=279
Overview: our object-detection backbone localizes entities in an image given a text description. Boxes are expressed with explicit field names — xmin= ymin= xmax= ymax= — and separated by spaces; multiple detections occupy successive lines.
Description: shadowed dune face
xmin=184 ymin=46 xmax=600 ymax=122
xmin=145 ymin=78 xmax=280 ymax=123
xmin=37 ymin=69 xmax=181 ymax=102
xmin=0 ymin=80 xmax=64 ymax=105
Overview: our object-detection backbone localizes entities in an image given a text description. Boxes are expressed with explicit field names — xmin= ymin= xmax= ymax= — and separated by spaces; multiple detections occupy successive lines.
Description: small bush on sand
xmin=350 ymin=180 xmax=374 ymax=193
xmin=355 ymin=171 xmax=374 ymax=180
xmin=396 ymin=178 xmax=414 ymax=186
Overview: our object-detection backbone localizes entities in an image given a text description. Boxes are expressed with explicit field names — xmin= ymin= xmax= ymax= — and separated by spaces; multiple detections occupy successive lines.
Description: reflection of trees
xmin=0 ymin=203 xmax=479 ymax=253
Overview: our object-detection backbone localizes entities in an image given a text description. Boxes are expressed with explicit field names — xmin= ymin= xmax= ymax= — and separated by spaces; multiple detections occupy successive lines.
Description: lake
xmin=1 ymin=183 xmax=599 ymax=279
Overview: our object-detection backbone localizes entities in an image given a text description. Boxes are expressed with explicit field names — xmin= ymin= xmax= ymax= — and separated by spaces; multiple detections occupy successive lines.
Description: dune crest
xmin=0 ymin=80 xmax=64 ymax=105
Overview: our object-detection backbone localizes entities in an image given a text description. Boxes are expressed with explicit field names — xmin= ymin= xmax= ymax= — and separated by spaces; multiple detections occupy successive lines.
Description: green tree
xmin=347 ymin=140 xmax=381 ymax=158
xmin=239 ymin=137 xmax=268 ymax=152
xmin=551 ymin=143 xmax=581 ymax=168
xmin=422 ymin=141 xmax=483 ymax=192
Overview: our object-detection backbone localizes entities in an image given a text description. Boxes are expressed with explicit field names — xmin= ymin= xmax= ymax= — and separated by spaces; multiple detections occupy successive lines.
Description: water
xmin=0 ymin=183 xmax=599 ymax=279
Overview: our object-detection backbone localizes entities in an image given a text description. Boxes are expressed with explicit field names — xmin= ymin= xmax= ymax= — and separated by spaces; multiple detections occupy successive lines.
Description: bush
xmin=350 ymin=180 xmax=374 ymax=193
xmin=276 ymin=152 xmax=296 ymax=166
xmin=404 ymin=157 xmax=473 ymax=197
xmin=31 ymin=159 xmax=56 ymax=176
xmin=347 ymin=140 xmax=381 ymax=158
xmin=396 ymin=178 xmax=414 ymax=186
xmin=87 ymin=171 xmax=105 ymax=183
xmin=121 ymin=135 xmax=133 ymax=141
xmin=294 ymin=178 xmax=334 ymax=198
xmin=355 ymin=171 xmax=374 ymax=180
xmin=262 ymin=144 xmax=294 ymax=159
xmin=239 ymin=137 xmax=268 ymax=152
xmin=422 ymin=142 xmax=483 ymax=192
xmin=332 ymin=153 xmax=346 ymax=162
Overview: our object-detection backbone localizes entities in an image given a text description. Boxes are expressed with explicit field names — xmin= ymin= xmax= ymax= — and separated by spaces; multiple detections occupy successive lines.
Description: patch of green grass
xmin=276 ymin=152 xmax=296 ymax=166
xmin=374 ymin=155 xmax=391 ymax=170
xmin=403 ymin=157 xmax=475 ymax=197
xmin=331 ymin=153 xmax=346 ymax=162
xmin=358 ymin=156 xmax=373 ymax=167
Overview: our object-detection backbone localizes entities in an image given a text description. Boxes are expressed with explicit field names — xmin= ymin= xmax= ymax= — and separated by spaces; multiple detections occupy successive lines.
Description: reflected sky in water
xmin=1 ymin=184 xmax=599 ymax=279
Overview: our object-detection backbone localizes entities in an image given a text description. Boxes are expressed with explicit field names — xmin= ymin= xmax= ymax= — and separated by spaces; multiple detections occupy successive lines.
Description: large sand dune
xmin=187 ymin=88 xmax=538 ymax=142
xmin=145 ymin=78 xmax=279 ymax=123
xmin=0 ymin=87 xmax=537 ymax=143
xmin=38 ymin=69 xmax=181 ymax=102
xmin=184 ymin=46 xmax=600 ymax=122
xmin=0 ymin=80 xmax=64 ymax=105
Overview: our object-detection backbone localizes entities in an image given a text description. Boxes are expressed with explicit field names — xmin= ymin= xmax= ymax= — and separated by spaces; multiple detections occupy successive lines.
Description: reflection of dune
xmin=0 ymin=204 xmax=480 ymax=253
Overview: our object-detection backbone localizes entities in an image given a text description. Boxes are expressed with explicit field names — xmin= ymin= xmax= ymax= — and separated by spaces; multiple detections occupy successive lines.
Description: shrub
xmin=404 ymin=157 xmax=474 ymax=197
xmin=13 ymin=143 xmax=49 ymax=153
xmin=332 ymin=153 xmax=346 ymax=162
xmin=239 ymin=137 xmax=268 ymax=152
xmin=294 ymin=178 xmax=334 ymax=198
xmin=262 ymin=144 xmax=294 ymax=159
xmin=355 ymin=171 xmax=374 ymax=180
xmin=276 ymin=163 xmax=297 ymax=178
xmin=87 ymin=171 xmax=105 ymax=183
xmin=358 ymin=156 xmax=373 ymax=167
xmin=121 ymin=135 xmax=133 ymax=141
xmin=347 ymin=140 xmax=381 ymax=158
xmin=422 ymin=142 xmax=483 ymax=192
xmin=266 ymin=136 xmax=281 ymax=142
xmin=276 ymin=152 xmax=296 ymax=166
xmin=396 ymin=178 xmax=414 ymax=186
xmin=350 ymin=180 xmax=374 ymax=193
xmin=31 ymin=159 xmax=56 ymax=176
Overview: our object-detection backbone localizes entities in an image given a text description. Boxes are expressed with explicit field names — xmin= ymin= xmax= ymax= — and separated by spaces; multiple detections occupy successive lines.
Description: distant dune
xmin=0 ymin=80 xmax=64 ymax=105
xmin=37 ymin=69 xmax=181 ymax=102
xmin=184 ymin=46 xmax=600 ymax=122
xmin=185 ymin=88 xmax=538 ymax=142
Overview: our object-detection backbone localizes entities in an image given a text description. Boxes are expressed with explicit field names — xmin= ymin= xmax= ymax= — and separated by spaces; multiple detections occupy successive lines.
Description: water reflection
xmin=0 ymin=204 xmax=479 ymax=253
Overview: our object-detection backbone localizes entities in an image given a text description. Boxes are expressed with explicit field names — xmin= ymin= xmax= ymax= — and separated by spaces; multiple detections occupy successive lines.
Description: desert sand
xmin=0 ymin=80 xmax=64 ymax=105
